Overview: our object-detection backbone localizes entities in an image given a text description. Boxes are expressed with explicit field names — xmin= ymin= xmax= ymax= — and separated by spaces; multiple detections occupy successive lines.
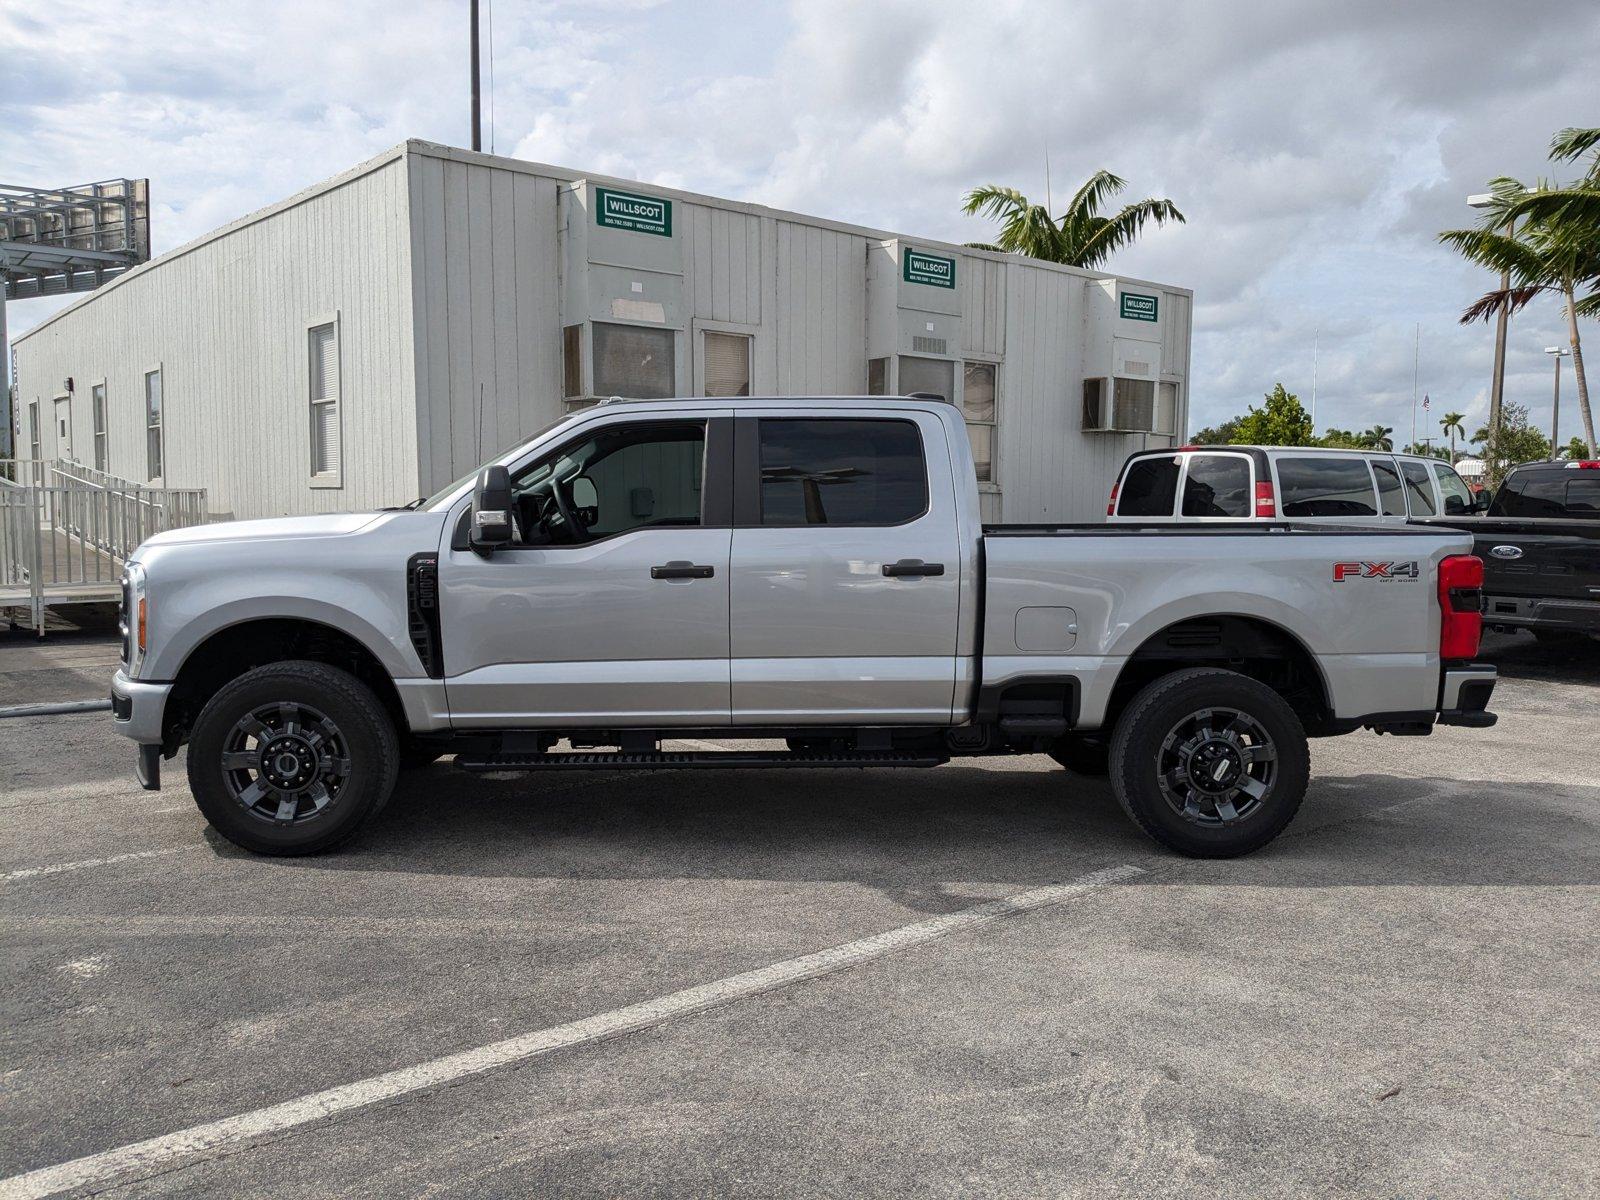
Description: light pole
xmin=1468 ymin=193 xmax=1511 ymax=443
xmin=1545 ymin=345 xmax=1571 ymax=456
xmin=470 ymin=0 xmax=482 ymax=152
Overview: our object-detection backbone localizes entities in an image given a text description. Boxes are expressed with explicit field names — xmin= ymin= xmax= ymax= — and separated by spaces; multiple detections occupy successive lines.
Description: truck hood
xmin=137 ymin=512 xmax=387 ymax=550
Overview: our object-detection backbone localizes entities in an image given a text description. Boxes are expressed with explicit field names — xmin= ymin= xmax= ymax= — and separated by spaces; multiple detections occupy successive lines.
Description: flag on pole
xmin=1423 ymin=394 xmax=1430 ymax=411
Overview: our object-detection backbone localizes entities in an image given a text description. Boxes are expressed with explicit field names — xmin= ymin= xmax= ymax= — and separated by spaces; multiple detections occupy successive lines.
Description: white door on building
xmin=54 ymin=396 xmax=72 ymax=462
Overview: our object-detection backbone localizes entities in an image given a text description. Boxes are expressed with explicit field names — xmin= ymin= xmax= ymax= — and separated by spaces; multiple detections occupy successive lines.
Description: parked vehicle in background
xmin=111 ymin=398 xmax=1495 ymax=862
xmin=1425 ymin=459 xmax=1600 ymax=641
xmin=1107 ymin=446 xmax=1482 ymax=524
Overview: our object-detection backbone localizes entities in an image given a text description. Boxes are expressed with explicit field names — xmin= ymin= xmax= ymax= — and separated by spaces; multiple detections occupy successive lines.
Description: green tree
xmin=1439 ymin=126 xmax=1600 ymax=458
xmin=1230 ymin=384 xmax=1315 ymax=445
xmin=1561 ymin=434 xmax=1592 ymax=460
xmin=1318 ymin=427 xmax=1367 ymax=449
xmin=962 ymin=171 xmax=1184 ymax=268
xmin=1440 ymin=411 xmax=1467 ymax=463
xmin=1470 ymin=402 xmax=1551 ymax=481
xmin=1359 ymin=425 xmax=1395 ymax=451
xmin=1190 ymin=417 xmax=1243 ymax=445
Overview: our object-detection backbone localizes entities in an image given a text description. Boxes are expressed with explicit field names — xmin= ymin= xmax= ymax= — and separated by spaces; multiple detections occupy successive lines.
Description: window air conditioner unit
xmin=1082 ymin=377 xmax=1159 ymax=433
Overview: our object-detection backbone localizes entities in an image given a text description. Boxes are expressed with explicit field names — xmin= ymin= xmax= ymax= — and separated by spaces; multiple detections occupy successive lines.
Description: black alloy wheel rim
xmin=221 ymin=701 xmax=351 ymax=825
xmin=1156 ymin=706 xmax=1277 ymax=826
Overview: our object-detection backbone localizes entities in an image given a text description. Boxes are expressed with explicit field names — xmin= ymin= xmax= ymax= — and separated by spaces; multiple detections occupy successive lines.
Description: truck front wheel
xmin=1108 ymin=668 xmax=1310 ymax=858
xmin=186 ymin=660 xmax=400 ymax=856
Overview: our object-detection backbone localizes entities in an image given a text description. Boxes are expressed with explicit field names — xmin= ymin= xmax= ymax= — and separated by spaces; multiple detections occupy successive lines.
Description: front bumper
xmin=1437 ymin=663 xmax=1497 ymax=728
xmin=110 ymin=668 xmax=171 ymax=745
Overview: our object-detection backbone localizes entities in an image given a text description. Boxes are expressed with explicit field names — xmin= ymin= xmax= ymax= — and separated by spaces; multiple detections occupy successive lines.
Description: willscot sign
xmin=595 ymin=187 xmax=672 ymax=237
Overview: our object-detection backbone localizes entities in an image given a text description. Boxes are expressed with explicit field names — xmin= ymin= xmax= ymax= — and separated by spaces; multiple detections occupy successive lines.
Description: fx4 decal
xmin=1333 ymin=561 xmax=1420 ymax=582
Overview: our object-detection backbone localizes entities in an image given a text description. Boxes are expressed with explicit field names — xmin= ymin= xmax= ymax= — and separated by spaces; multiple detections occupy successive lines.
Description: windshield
xmin=419 ymin=413 xmax=575 ymax=511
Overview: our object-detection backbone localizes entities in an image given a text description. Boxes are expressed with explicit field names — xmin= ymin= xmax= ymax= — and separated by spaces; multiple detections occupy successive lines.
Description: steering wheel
xmin=545 ymin=476 xmax=582 ymax=542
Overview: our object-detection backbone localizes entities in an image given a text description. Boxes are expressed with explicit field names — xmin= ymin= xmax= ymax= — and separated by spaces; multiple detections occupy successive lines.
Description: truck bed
xmin=985 ymin=522 xmax=1458 ymax=537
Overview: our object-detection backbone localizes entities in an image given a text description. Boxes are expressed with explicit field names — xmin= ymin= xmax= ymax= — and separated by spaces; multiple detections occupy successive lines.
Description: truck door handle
xmin=882 ymin=559 xmax=945 ymax=577
xmin=651 ymin=561 xmax=715 ymax=579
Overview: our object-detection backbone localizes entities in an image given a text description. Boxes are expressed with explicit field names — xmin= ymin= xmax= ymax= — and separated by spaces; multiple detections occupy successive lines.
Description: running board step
xmin=456 ymin=750 xmax=947 ymax=772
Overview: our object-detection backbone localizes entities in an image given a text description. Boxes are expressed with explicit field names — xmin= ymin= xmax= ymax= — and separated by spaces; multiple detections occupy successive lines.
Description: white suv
xmin=1106 ymin=445 xmax=1482 ymax=523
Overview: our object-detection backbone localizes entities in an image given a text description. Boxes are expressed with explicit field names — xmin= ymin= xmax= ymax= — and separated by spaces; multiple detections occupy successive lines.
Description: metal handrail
xmin=0 ymin=459 xmax=207 ymax=634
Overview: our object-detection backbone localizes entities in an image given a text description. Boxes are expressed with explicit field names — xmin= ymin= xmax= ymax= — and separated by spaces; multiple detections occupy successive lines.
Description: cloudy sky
xmin=4 ymin=0 xmax=1597 ymax=442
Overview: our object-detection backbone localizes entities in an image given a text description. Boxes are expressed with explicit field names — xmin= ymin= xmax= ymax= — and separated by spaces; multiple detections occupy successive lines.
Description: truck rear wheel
xmin=186 ymin=660 xmax=400 ymax=856
xmin=1108 ymin=668 xmax=1309 ymax=858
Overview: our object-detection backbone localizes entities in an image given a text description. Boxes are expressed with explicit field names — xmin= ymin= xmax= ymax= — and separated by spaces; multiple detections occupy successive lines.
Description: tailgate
xmin=1471 ymin=520 xmax=1600 ymax=602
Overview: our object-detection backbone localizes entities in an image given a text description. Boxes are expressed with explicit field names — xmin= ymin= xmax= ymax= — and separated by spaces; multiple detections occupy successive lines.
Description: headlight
xmin=122 ymin=563 xmax=148 ymax=677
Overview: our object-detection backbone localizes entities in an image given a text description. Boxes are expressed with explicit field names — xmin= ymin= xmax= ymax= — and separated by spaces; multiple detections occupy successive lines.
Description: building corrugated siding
xmin=13 ymin=156 xmax=417 ymax=517
xmin=408 ymin=153 xmax=562 ymax=493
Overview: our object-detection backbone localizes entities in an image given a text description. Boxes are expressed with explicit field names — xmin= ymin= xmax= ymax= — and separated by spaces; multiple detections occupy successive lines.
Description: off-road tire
xmin=186 ymin=660 xmax=400 ymax=856
xmin=1108 ymin=667 xmax=1310 ymax=858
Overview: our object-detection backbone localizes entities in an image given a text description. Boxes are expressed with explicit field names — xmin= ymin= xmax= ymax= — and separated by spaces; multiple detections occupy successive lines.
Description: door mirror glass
xmin=470 ymin=464 xmax=515 ymax=554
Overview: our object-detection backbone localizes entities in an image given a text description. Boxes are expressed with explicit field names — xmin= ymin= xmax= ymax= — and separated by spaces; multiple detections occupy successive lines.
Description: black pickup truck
xmin=1428 ymin=460 xmax=1600 ymax=641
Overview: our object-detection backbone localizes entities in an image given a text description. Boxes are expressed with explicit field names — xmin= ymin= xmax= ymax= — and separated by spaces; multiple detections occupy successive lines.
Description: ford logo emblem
xmin=1489 ymin=545 xmax=1523 ymax=560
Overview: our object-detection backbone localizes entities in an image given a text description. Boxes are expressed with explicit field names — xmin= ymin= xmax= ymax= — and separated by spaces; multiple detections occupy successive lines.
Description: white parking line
xmin=1 ymin=848 xmax=184 ymax=882
xmin=0 ymin=862 xmax=1144 ymax=1199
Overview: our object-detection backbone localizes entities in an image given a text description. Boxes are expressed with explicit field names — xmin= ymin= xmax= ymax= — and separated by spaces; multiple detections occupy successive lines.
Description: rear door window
xmin=1116 ymin=455 xmax=1180 ymax=517
xmin=1432 ymin=463 xmax=1475 ymax=515
xmin=1399 ymin=461 xmax=1438 ymax=515
xmin=1371 ymin=459 xmax=1406 ymax=516
xmin=1276 ymin=457 xmax=1378 ymax=517
xmin=757 ymin=419 xmax=927 ymax=526
xmin=1181 ymin=454 xmax=1252 ymax=517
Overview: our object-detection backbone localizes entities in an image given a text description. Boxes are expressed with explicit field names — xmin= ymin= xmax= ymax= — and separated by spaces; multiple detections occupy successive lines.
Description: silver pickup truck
xmin=112 ymin=397 xmax=1497 ymax=859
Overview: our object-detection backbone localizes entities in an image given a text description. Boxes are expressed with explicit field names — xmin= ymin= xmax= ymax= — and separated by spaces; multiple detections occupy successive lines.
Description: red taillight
xmin=1438 ymin=554 xmax=1483 ymax=660
xmin=1107 ymin=481 xmax=1120 ymax=516
xmin=1254 ymin=480 xmax=1276 ymax=518
xmin=1569 ymin=460 xmax=1600 ymax=469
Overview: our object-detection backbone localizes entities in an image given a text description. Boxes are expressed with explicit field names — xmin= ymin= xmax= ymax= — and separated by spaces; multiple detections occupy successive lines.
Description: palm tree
xmin=1440 ymin=411 xmax=1466 ymax=463
xmin=1440 ymin=128 xmax=1600 ymax=458
xmin=962 ymin=170 xmax=1184 ymax=269
xmin=1360 ymin=425 xmax=1394 ymax=451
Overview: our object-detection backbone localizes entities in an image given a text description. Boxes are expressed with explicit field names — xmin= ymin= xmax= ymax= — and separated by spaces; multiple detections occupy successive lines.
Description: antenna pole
xmin=470 ymin=0 xmax=482 ymax=152
xmin=1409 ymin=323 xmax=1420 ymax=450
xmin=1310 ymin=325 xmax=1318 ymax=433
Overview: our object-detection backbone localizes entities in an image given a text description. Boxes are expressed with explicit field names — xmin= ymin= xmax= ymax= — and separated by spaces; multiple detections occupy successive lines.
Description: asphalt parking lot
xmin=2 ymin=623 xmax=1597 ymax=1198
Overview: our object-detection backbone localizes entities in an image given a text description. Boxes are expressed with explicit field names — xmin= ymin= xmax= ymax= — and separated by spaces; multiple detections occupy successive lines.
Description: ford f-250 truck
xmin=111 ymin=397 xmax=1497 ymax=859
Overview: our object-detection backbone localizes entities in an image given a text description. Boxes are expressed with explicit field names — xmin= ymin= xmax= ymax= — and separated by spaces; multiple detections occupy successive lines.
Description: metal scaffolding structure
xmin=0 ymin=178 xmax=151 ymax=301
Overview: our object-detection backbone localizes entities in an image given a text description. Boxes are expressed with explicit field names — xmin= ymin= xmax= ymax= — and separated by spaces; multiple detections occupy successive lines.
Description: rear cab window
xmin=1491 ymin=469 xmax=1600 ymax=517
xmin=1275 ymin=456 xmax=1378 ymax=517
xmin=1180 ymin=453 xmax=1252 ymax=517
xmin=1115 ymin=455 xmax=1181 ymax=517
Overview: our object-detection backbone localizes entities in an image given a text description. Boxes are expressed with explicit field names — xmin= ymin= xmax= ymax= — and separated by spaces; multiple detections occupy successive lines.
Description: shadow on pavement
xmin=211 ymin=762 xmax=1600 ymax=906
xmin=1477 ymin=629 xmax=1600 ymax=684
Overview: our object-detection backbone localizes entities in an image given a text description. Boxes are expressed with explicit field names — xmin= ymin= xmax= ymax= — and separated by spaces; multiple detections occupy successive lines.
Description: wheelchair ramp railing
xmin=0 ymin=459 xmax=208 ymax=634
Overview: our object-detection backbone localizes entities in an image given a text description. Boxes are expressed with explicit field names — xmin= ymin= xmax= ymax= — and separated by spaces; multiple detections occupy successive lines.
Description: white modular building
xmin=11 ymin=140 xmax=1192 ymax=523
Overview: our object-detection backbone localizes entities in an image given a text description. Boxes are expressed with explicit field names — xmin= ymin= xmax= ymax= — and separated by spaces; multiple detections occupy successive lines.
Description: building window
xmin=702 ymin=331 xmax=751 ymax=397
xmin=898 ymin=355 xmax=953 ymax=402
xmin=28 ymin=400 xmax=41 ymax=461
xmin=562 ymin=324 xmax=583 ymax=398
xmin=309 ymin=322 xmax=341 ymax=480
xmin=962 ymin=362 xmax=996 ymax=483
xmin=92 ymin=384 xmax=108 ymax=471
xmin=144 ymin=369 xmax=163 ymax=481
xmin=592 ymin=322 xmax=675 ymax=399
xmin=867 ymin=358 xmax=888 ymax=395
